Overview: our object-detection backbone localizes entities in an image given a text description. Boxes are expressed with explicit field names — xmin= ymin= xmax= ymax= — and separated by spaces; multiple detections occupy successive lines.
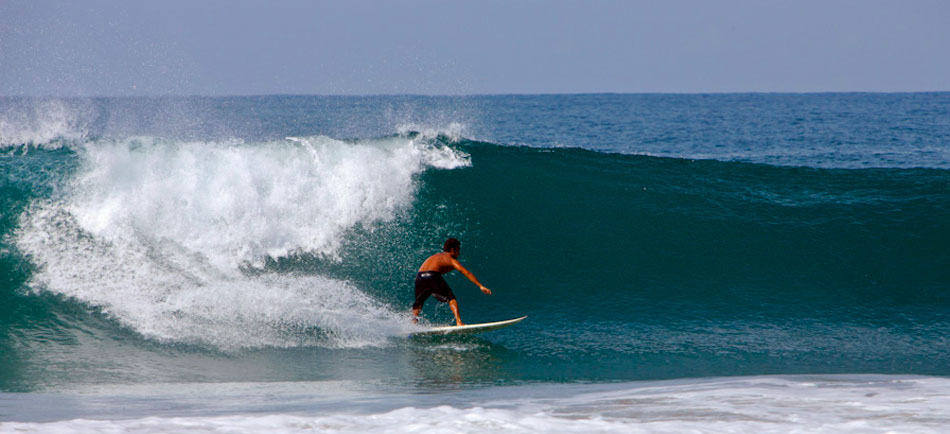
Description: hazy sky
xmin=1 ymin=0 xmax=948 ymax=96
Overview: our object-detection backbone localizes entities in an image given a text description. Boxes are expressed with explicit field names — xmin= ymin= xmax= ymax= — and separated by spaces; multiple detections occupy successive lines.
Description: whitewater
xmin=14 ymin=134 xmax=469 ymax=349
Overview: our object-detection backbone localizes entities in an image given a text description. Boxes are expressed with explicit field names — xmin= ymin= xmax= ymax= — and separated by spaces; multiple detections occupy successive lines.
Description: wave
xmin=4 ymin=130 xmax=949 ymax=358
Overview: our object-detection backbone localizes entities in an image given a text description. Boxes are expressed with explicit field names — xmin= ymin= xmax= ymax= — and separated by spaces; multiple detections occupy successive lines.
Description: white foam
xmin=15 ymin=135 xmax=469 ymax=349
xmin=3 ymin=376 xmax=949 ymax=433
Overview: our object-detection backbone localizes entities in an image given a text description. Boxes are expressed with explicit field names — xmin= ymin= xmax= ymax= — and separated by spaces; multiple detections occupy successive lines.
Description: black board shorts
xmin=412 ymin=271 xmax=456 ymax=309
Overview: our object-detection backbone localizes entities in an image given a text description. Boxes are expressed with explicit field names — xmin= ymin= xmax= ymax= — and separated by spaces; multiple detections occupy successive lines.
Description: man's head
xmin=443 ymin=238 xmax=461 ymax=258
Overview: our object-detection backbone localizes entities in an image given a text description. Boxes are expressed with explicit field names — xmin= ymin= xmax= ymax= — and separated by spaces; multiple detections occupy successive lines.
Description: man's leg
xmin=411 ymin=287 xmax=428 ymax=324
xmin=449 ymin=299 xmax=464 ymax=326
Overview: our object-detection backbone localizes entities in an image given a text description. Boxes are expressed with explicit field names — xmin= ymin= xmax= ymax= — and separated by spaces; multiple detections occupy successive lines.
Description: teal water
xmin=1 ymin=94 xmax=949 ymax=428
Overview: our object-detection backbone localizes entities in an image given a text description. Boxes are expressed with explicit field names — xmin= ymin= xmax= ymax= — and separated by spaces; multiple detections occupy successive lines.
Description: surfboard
xmin=411 ymin=316 xmax=527 ymax=337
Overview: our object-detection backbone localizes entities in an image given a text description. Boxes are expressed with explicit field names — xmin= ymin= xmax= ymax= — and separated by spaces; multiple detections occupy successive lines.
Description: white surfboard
xmin=411 ymin=316 xmax=527 ymax=337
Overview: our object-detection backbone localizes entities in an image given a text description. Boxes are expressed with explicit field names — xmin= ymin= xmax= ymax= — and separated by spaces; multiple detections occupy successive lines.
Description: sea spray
xmin=0 ymin=98 xmax=96 ymax=148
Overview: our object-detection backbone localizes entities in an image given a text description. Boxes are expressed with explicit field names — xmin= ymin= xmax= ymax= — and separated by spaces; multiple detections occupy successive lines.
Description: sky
xmin=1 ymin=0 xmax=948 ymax=96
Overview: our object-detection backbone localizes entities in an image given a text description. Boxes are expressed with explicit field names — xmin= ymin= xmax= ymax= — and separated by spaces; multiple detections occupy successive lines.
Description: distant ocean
xmin=2 ymin=94 xmax=949 ymax=433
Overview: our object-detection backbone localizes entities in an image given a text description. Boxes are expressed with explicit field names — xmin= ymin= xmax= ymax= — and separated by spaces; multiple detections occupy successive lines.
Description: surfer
xmin=412 ymin=238 xmax=491 ymax=326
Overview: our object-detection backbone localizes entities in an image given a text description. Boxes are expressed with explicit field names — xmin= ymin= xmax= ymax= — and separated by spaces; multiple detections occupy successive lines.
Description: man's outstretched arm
xmin=451 ymin=259 xmax=492 ymax=294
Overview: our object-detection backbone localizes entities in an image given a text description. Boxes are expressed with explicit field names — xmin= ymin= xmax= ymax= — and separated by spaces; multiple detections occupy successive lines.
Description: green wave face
xmin=405 ymin=143 xmax=950 ymax=323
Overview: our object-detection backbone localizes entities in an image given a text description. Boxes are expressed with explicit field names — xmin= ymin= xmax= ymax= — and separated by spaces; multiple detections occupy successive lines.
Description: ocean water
xmin=1 ymin=93 xmax=949 ymax=432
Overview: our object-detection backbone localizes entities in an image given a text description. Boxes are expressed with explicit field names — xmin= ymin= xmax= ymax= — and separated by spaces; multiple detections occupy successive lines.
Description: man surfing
xmin=412 ymin=238 xmax=491 ymax=326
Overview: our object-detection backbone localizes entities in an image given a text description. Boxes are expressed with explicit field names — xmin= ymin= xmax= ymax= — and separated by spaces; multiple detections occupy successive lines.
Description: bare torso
xmin=418 ymin=252 xmax=457 ymax=274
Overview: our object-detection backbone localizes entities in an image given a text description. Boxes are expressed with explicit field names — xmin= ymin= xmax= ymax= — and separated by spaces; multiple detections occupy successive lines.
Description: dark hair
xmin=443 ymin=238 xmax=461 ymax=252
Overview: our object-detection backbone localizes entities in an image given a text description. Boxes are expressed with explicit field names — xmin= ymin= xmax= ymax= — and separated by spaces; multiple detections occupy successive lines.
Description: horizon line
xmin=3 ymin=90 xmax=950 ymax=99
